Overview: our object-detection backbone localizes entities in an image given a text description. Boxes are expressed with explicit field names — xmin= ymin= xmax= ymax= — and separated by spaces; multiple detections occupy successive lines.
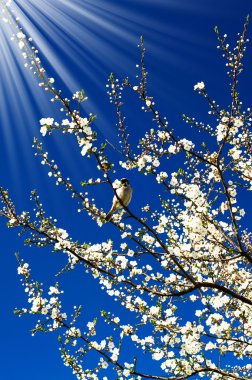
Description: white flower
xmin=87 ymin=322 xmax=95 ymax=330
xmin=101 ymin=360 xmax=108 ymax=369
xmin=160 ymin=215 xmax=168 ymax=224
xmin=111 ymin=347 xmax=119 ymax=361
xmin=179 ymin=138 xmax=195 ymax=151
xmin=145 ymin=336 xmax=154 ymax=344
xmin=48 ymin=286 xmax=59 ymax=295
xmin=156 ymin=171 xmax=168 ymax=183
xmin=17 ymin=32 xmax=26 ymax=39
xmin=168 ymin=145 xmax=177 ymax=154
xmin=220 ymin=202 xmax=228 ymax=214
xmin=152 ymin=350 xmax=164 ymax=360
xmin=170 ymin=175 xmax=178 ymax=186
xmin=142 ymin=234 xmax=154 ymax=245
xmin=184 ymin=184 xmax=202 ymax=201
xmin=195 ymin=310 xmax=202 ymax=317
xmin=49 ymin=297 xmax=57 ymax=304
xmin=211 ymin=295 xmax=230 ymax=309
xmin=190 ymin=295 xmax=197 ymax=302
xmin=220 ymin=321 xmax=230 ymax=331
xmin=149 ymin=306 xmax=160 ymax=315
xmin=112 ymin=179 xmax=121 ymax=189
xmin=230 ymin=148 xmax=242 ymax=160
xmin=81 ymin=141 xmax=92 ymax=156
xmin=51 ymin=308 xmax=58 ymax=320
xmin=183 ymin=340 xmax=202 ymax=355
xmin=17 ymin=263 xmax=29 ymax=275
xmin=72 ymin=91 xmax=81 ymax=100
xmin=58 ymin=228 xmax=69 ymax=239
xmin=62 ymin=119 xmax=70 ymax=126
xmin=115 ymin=255 xmax=128 ymax=269
xmin=18 ymin=41 xmax=25 ymax=50
xmin=146 ymin=99 xmax=151 ymax=107
xmin=234 ymin=117 xmax=243 ymax=127
xmin=40 ymin=117 xmax=54 ymax=126
xmin=216 ymin=123 xmax=227 ymax=141
xmin=194 ymin=81 xmax=205 ymax=91
xmin=205 ymin=342 xmax=216 ymax=350
xmin=123 ymin=369 xmax=131 ymax=377
xmin=31 ymin=296 xmax=46 ymax=313
xmin=40 ymin=126 xmax=48 ymax=136
xmin=152 ymin=158 xmax=160 ymax=167
xmin=67 ymin=327 xmax=81 ymax=337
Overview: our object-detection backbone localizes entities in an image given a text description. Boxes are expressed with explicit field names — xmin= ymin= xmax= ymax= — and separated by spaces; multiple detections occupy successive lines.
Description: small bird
xmin=105 ymin=178 xmax=133 ymax=222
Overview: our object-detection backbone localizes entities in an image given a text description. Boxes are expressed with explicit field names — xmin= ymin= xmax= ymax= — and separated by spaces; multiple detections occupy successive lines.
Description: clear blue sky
xmin=0 ymin=0 xmax=252 ymax=379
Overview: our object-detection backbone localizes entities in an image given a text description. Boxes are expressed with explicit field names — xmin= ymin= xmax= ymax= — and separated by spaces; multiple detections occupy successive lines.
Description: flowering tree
xmin=1 ymin=7 xmax=252 ymax=380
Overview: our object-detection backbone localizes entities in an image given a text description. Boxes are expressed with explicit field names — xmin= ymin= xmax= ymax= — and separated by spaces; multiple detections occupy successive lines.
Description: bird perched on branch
xmin=105 ymin=178 xmax=133 ymax=222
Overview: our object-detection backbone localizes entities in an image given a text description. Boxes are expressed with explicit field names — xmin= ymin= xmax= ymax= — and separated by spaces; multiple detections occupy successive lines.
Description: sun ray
xmin=0 ymin=0 xmax=202 ymax=201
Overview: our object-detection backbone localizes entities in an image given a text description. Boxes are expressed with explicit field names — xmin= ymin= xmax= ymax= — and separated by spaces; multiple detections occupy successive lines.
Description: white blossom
xmin=194 ymin=81 xmax=205 ymax=91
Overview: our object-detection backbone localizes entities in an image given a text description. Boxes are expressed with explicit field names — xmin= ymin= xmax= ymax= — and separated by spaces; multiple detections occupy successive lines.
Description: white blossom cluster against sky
xmin=0 ymin=0 xmax=252 ymax=379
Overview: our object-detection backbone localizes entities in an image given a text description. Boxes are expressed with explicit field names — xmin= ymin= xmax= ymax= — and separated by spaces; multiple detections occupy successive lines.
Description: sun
xmin=0 ymin=0 xmax=120 ymax=188
xmin=0 ymin=0 xmax=185 ymax=198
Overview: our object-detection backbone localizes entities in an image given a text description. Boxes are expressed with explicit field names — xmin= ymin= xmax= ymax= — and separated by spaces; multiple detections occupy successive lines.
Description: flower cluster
xmin=1 ymin=10 xmax=252 ymax=380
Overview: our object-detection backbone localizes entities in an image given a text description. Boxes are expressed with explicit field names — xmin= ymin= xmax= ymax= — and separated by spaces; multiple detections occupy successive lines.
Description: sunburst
xmin=0 ymin=0 xmax=191 ymax=199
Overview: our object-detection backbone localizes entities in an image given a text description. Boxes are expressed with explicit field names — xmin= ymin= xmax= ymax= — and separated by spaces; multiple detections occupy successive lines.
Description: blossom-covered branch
xmin=1 ymin=4 xmax=252 ymax=379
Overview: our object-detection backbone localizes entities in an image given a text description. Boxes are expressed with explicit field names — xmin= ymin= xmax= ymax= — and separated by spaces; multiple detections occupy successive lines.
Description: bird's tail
xmin=105 ymin=209 xmax=114 ymax=222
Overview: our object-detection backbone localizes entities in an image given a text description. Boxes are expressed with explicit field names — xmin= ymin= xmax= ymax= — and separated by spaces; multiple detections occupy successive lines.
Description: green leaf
xmin=90 ymin=115 xmax=97 ymax=122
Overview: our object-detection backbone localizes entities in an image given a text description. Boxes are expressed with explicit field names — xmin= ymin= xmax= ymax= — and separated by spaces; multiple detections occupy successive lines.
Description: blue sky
xmin=0 ymin=0 xmax=252 ymax=379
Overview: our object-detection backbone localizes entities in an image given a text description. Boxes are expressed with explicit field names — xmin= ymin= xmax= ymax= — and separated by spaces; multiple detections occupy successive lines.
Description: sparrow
xmin=105 ymin=178 xmax=133 ymax=222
